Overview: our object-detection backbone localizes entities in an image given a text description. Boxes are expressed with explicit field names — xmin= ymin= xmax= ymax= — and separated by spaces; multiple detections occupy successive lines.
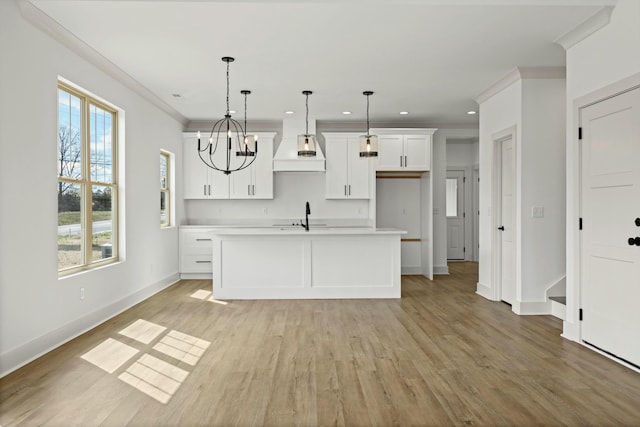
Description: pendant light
xmin=359 ymin=91 xmax=378 ymax=157
xmin=237 ymin=89 xmax=256 ymax=156
xmin=297 ymin=90 xmax=317 ymax=157
xmin=197 ymin=57 xmax=257 ymax=174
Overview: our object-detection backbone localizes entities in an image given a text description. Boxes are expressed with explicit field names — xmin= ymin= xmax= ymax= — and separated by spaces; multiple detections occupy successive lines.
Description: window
xmin=57 ymin=82 xmax=118 ymax=274
xmin=160 ymin=151 xmax=171 ymax=227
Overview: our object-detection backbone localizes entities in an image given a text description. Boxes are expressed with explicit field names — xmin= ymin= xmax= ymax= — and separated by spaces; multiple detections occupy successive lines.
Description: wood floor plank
xmin=2 ymin=263 xmax=640 ymax=426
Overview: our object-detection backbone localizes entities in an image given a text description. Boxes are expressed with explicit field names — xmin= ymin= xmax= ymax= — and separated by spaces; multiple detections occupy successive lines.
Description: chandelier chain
xmin=305 ymin=93 xmax=309 ymax=135
xmin=226 ymin=60 xmax=230 ymax=115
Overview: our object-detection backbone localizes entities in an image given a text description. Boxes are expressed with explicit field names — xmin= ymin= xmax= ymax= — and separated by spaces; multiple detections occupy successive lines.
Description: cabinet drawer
xmin=180 ymin=255 xmax=214 ymax=273
xmin=181 ymin=231 xmax=214 ymax=254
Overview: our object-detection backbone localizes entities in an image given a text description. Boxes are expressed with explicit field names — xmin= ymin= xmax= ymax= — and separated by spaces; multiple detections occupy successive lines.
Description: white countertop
xmin=207 ymin=227 xmax=406 ymax=236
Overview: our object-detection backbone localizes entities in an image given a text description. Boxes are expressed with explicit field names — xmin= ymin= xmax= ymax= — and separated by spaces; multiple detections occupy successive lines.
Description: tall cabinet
xmin=371 ymin=128 xmax=437 ymax=279
xmin=323 ymin=133 xmax=373 ymax=199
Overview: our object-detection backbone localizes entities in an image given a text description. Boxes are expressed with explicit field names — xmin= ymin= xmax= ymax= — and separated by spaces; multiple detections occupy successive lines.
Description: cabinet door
xmin=325 ymin=138 xmax=349 ymax=199
xmin=404 ymin=135 xmax=429 ymax=171
xmin=183 ymin=136 xmax=212 ymax=199
xmin=251 ymin=137 xmax=274 ymax=199
xmin=347 ymin=140 xmax=370 ymax=199
xmin=376 ymin=135 xmax=404 ymax=171
xmin=229 ymin=156 xmax=253 ymax=199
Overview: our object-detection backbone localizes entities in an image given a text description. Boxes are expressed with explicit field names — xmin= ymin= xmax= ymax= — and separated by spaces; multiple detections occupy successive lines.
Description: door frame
xmin=472 ymin=166 xmax=480 ymax=262
xmin=491 ymin=126 xmax=518 ymax=303
xmin=446 ymin=168 xmax=470 ymax=261
xmin=572 ymin=72 xmax=640 ymax=364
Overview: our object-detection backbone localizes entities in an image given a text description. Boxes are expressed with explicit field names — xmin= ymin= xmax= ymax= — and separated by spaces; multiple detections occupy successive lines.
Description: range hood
xmin=273 ymin=118 xmax=325 ymax=172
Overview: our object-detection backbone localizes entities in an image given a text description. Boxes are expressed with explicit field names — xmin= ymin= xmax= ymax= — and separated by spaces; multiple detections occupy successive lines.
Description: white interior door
xmin=499 ymin=137 xmax=515 ymax=304
xmin=446 ymin=170 xmax=465 ymax=260
xmin=581 ymin=87 xmax=640 ymax=367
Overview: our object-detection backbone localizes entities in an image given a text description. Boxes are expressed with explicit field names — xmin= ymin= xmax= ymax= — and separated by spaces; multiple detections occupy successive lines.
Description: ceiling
xmin=29 ymin=0 xmax=613 ymax=127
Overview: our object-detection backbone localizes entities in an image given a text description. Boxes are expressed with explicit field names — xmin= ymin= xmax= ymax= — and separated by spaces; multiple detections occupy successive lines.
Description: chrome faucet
xmin=301 ymin=201 xmax=310 ymax=231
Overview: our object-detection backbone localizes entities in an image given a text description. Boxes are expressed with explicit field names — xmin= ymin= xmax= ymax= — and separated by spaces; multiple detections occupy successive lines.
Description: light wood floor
xmin=2 ymin=262 xmax=640 ymax=426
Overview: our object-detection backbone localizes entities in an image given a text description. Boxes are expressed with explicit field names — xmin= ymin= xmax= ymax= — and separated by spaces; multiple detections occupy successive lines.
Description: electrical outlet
xmin=532 ymin=206 xmax=544 ymax=218
xmin=263 ymin=207 xmax=268 ymax=215
xmin=80 ymin=287 xmax=85 ymax=300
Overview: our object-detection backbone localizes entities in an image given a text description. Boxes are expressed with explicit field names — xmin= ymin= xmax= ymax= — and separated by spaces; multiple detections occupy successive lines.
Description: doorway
xmin=580 ymin=85 xmax=640 ymax=368
xmin=492 ymin=127 xmax=516 ymax=305
xmin=446 ymin=170 xmax=465 ymax=260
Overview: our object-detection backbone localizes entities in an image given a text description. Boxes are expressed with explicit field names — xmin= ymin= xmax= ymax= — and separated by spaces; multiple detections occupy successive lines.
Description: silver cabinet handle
xmin=348 ymin=185 xmax=351 ymax=196
xmin=248 ymin=184 xmax=251 ymax=196
xmin=195 ymin=238 xmax=212 ymax=241
xmin=208 ymin=185 xmax=211 ymax=195
xmin=404 ymin=155 xmax=407 ymax=167
xmin=400 ymin=156 xmax=403 ymax=167
xmin=344 ymin=185 xmax=347 ymax=196
xmin=203 ymin=184 xmax=207 ymax=196
xmin=195 ymin=260 xmax=212 ymax=264
xmin=252 ymin=184 xmax=255 ymax=196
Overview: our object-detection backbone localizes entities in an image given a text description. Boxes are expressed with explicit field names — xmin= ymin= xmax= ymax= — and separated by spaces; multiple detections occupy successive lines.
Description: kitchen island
xmin=211 ymin=227 xmax=406 ymax=299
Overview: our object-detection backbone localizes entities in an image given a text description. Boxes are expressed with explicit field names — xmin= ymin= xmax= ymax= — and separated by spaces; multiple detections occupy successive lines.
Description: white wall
xmin=477 ymin=75 xmax=566 ymax=313
xmin=520 ymin=78 xmax=566 ymax=304
xmin=564 ymin=0 xmax=640 ymax=339
xmin=0 ymin=0 xmax=184 ymax=376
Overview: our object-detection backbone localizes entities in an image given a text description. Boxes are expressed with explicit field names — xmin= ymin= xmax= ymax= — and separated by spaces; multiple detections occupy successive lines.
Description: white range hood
xmin=273 ymin=118 xmax=325 ymax=172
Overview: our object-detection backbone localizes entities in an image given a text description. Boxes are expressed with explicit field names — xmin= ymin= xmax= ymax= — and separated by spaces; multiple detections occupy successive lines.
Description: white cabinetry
xmin=323 ymin=133 xmax=372 ymax=199
xmin=372 ymin=130 xmax=435 ymax=172
xmin=180 ymin=228 xmax=214 ymax=277
xmin=183 ymin=133 xmax=229 ymax=199
xmin=229 ymin=133 xmax=275 ymax=199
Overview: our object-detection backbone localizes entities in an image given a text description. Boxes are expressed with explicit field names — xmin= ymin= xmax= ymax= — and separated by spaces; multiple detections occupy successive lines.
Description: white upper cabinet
xmin=183 ymin=133 xmax=229 ymax=199
xmin=229 ymin=133 xmax=274 ymax=199
xmin=372 ymin=129 xmax=436 ymax=172
xmin=184 ymin=132 xmax=275 ymax=200
xmin=324 ymin=133 xmax=371 ymax=199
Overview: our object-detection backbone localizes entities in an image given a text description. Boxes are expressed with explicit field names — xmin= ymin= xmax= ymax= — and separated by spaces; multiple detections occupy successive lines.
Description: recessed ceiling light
xmin=399 ymin=111 xmax=409 ymax=115
xmin=467 ymin=110 xmax=477 ymax=115
xmin=285 ymin=111 xmax=295 ymax=115
xmin=342 ymin=111 xmax=351 ymax=115
xmin=172 ymin=93 xmax=181 ymax=98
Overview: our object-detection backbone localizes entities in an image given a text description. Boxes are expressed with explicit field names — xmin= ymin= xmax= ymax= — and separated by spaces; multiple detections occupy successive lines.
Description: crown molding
xmin=475 ymin=66 xmax=566 ymax=104
xmin=19 ymin=0 xmax=188 ymax=127
xmin=554 ymin=6 xmax=615 ymax=50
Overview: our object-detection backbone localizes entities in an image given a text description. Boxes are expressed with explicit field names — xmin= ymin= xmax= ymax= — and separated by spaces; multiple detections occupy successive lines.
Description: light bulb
xmin=304 ymin=138 xmax=309 ymax=150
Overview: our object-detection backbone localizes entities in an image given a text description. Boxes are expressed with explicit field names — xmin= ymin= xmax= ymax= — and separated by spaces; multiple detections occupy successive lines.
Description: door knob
xmin=498 ymin=226 xmax=505 ymax=231
xmin=635 ymin=218 xmax=640 ymax=227
xmin=628 ymin=237 xmax=640 ymax=246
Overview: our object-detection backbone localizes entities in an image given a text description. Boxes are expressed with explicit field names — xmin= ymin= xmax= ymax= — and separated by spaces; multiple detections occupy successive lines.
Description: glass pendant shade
xmin=359 ymin=134 xmax=379 ymax=157
xmin=359 ymin=90 xmax=378 ymax=157
xmin=297 ymin=134 xmax=317 ymax=157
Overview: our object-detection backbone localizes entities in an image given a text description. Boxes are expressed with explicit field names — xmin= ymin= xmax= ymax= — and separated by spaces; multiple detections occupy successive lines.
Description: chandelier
xmin=197 ymin=57 xmax=256 ymax=174
xmin=359 ymin=91 xmax=378 ymax=157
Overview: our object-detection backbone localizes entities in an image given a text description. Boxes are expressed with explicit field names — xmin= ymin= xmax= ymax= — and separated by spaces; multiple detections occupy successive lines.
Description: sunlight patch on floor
xmin=190 ymin=289 xmax=212 ymax=300
xmin=118 ymin=319 xmax=167 ymax=344
xmin=118 ymin=354 xmax=189 ymax=404
xmin=80 ymin=319 xmax=211 ymax=404
xmin=81 ymin=338 xmax=139 ymax=373
xmin=152 ymin=330 xmax=211 ymax=366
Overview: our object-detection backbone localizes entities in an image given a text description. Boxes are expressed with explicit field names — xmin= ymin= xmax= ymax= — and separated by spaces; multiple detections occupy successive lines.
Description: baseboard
xmin=0 ymin=273 xmax=180 ymax=378
xmin=180 ymin=273 xmax=213 ymax=280
xmin=550 ymin=300 xmax=566 ymax=320
xmin=561 ymin=320 xmax=580 ymax=342
xmin=433 ymin=265 xmax=449 ymax=275
xmin=476 ymin=281 xmax=494 ymax=300
xmin=401 ymin=266 xmax=422 ymax=275
xmin=512 ymin=300 xmax=551 ymax=315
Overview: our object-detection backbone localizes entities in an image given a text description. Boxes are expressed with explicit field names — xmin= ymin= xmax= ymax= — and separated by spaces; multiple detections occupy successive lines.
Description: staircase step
xmin=549 ymin=296 xmax=566 ymax=305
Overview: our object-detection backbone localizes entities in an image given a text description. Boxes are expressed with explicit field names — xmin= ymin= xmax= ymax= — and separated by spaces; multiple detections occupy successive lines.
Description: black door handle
xmin=628 ymin=237 xmax=640 ymax=246
xmin=635 ymin=218 xmax=640 ymax=227
xmin=498 ymin=226 xmax=505 ymax=231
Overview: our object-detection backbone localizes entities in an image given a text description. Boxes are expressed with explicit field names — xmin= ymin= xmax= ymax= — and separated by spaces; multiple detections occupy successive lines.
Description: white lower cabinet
xmin=323 ymin=133 xmax=372 ymax=199
xmin=180 ymin=228 xmax=214 ymax=275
